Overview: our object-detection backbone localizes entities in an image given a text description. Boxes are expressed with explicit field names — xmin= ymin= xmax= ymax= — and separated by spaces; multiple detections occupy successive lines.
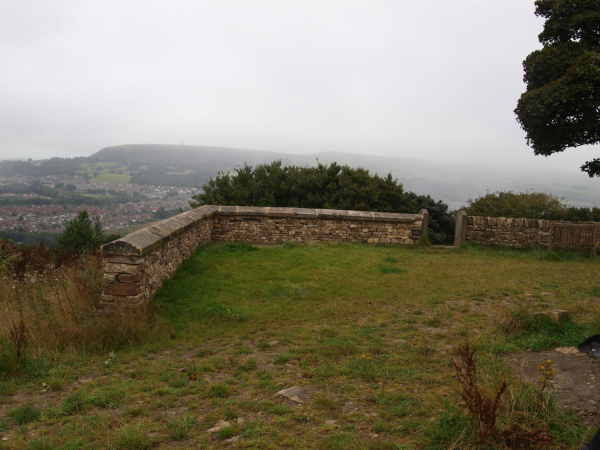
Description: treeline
xmin=0 ymin=193 xmax=146 ymax=207
xmin=191 ymin=161 xmax=455 ymax=244
xmin=0 ymin=231 xmax=60 ymax=247
xmin=0 ymin=182 xmax=148 ymax=206
xmin=0 ymin=157 xmax=86 ymax=176
xmin=462 ymin=191 xmax=600 ymax=221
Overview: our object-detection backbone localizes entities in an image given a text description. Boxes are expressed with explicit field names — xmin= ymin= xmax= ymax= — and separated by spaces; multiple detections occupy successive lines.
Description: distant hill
xmin=92 ymin=144 xmax=297 ymax=170
xmin=93 ymin=144 xmax=600 ymax=210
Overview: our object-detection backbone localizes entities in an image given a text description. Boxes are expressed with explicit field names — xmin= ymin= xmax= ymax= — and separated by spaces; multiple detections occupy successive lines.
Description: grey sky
xmin=0 ymin=0 xmax=597 ymax=175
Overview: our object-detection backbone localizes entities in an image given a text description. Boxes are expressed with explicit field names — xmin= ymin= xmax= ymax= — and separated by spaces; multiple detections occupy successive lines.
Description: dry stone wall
xmin=100 ymin=205 xmax=427 ymax=313
xmin=212 ymin=208 xmax=424 ymax=245
xmin=100 ymin=206 xmax=214 ymax=313
xmin=462 ymin=214 xmax=599 ymax=248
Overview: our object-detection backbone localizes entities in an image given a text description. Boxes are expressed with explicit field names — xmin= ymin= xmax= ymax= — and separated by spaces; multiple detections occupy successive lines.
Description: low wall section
xmin=100 ymin=205 xmax=428 ymax=313
xmin=454 ymin=212 xmax=599 ymax=248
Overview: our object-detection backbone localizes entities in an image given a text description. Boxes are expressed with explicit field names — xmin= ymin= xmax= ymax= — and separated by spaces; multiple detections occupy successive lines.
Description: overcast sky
xmin=0 ymin=0 xmax=598 ymax=175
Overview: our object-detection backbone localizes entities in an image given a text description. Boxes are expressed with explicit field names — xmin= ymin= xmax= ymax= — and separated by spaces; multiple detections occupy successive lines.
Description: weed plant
xmin=0 ymin=240 xmax=154 ymax=375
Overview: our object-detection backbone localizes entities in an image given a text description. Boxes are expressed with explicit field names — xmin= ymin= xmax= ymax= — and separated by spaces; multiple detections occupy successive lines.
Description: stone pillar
xmin=419 ymin=209 xmax=429 ymax=239
xmin=100 ymin=256 xmax=145 ymax=314
xmin=454 ymin=210 xmax=467 ymax=247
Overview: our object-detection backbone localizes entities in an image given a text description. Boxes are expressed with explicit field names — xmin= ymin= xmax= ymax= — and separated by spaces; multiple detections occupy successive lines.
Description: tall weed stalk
xmin=0 ymin=242 xmax=153 ymax=366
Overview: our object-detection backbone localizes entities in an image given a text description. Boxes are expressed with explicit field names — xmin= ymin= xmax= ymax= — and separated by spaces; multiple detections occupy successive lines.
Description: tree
xmin=515 ymin=0 xmax=600 ymax=176
xmin=462 ymin=190 xmax=568 ymax=219
xmin=190 ymin=160 xmax=457 ymax=244
xmin=57 ymin=211 xmax=105 ymax=252
xmin=190 ymin=160 xmax=417 ymax=213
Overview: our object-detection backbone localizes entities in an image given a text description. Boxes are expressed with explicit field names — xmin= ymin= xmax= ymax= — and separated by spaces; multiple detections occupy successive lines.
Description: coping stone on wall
xmin=182 ymin=205 xmax=219 ymax=221
xmin=374 ymin=211 xmax=419 ymax=223
xmin=263 ymin=207 xmax=295 ymax=217
xmin=291 ymin=208 xmax=318 ymax=219
xmin=316 ymin=209 xmax=349 ymax=220
xmin=236 ymin=206 xmax=271 ymax=216
xmin=160 ymin=215 xmax=195 ymax=231
xmin=217 ymin=205 xmax=239 ymax=214
xmin=103 ymin=229 xmax=164 ymax=257
xmin=145 ymin=221 xmax=181 ymax=239
xmin=347 ymin=210 xmax=373 ymax=221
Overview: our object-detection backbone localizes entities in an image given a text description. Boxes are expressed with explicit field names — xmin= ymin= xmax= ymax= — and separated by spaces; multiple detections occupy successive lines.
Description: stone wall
xmin=460 ymin=214 xmax=599 ymax=248
xmin=212 ymin=208 xmax=424 ymax=245
xmin=100 ymin=206 xmax=215 ymax=313
xmin=101 ymin=205 xmax=428 ymax=313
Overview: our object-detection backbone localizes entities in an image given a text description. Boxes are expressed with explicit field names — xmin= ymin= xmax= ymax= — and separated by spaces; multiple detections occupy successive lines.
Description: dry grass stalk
xmin=9 ymin=319 xmax=27 ymax=361
xmin=0 ymin=251 xmax=152 ymax=355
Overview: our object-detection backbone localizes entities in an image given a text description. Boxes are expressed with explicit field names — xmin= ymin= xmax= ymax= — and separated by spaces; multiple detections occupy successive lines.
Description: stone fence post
xmin=454 ymin=210 xmax=467 ymax=247
xmin=419 ymin=209 xmax=429 ymax=239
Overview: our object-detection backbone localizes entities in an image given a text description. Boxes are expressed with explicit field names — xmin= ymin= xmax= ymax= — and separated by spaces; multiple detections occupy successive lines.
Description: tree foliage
xmin=462 ymin=190 xmax=600 ymax=221
xmin=190 ymin=161 xmax=456 ymax=244
xmin=57 ymin=211 xmax=117 ymax=252
xmin=515 ymin=0 xmax=600 ymax=176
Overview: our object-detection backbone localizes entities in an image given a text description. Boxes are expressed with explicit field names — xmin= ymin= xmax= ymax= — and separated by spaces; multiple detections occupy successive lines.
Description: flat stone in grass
xmin=206 ymin=420 xmax=231 ymax=433
xmin=533 ymin=309 xmax=569 ymax=322
xmin=276 ymin=386 xmax=314 ymax=403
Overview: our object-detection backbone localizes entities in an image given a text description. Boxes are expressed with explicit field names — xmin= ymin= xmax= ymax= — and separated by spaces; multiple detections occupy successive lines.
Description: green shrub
xmin=167 ymin=416 xmax=197 ymax=440
xmin=8 ymin=405 xmax=41 ymax=424
xmin=208 ymin=383 xmax=229 ymax=398
xmin=217 ymin=426 xmax=236 ymax=440
xmin=115 ymin=423 xmax=150 ymax=450
xmin=274 ymin=353 xmax=291 ymax=364
xmin=500 ymin=307 xmax=588 ymax=351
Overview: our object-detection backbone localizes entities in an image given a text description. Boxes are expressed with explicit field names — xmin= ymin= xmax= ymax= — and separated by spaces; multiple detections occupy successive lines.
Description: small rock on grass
xmin=207 ymin=420 xmax=231 ymax=433
xmin=276 ymin=386 xmax=313 ymax=403
xmin=555 ymin=347 xmax=585 ymax=357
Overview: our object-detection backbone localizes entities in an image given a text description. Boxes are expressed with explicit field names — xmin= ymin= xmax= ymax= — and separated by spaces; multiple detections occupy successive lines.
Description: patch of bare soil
xmin=507 ymin=349 xmax=600 ymax=426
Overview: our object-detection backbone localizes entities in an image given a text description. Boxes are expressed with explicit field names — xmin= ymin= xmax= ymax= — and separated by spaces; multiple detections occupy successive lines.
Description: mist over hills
xmin=93 ymin=144 xmax=600 ymax=210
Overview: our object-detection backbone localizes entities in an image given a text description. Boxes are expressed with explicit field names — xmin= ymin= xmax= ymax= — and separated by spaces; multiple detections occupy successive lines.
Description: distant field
xmin=80 ymin=193 xmax=105 ymax=198
xmin=82 ymin=162 xmax=116 ymax=168
xmin=90 ymin=173 xmax=131 ymax=184
xmin=109 ymin=221 xmax=157 ymax=235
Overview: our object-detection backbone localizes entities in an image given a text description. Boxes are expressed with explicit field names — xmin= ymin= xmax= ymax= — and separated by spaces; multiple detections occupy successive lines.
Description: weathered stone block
xmin=118 ymin=273 xmax=142 ymax=282
xmin=106 ymin=256 xmax=145 ymax=264
xmin=105 ymin=263 xmax=141 ymax=274
xmin=104 ymin=282 xmax=140 ymax=296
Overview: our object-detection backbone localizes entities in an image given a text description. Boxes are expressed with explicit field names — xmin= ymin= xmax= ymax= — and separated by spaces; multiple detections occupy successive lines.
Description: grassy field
xmin=90 ymin=173 xmax=131 ymax=184
xmin=1 ymin=243 xmax=599 ymax=449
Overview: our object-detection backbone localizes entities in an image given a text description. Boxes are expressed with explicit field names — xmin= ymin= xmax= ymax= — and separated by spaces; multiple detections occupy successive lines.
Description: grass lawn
xmin=80 ymin=193 xmax=106 ymax=199
xmin=1 ymin=243 xmax=599 ymax=448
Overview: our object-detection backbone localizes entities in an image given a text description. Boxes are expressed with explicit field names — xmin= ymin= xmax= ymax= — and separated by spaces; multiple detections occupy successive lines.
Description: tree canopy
xmin=190 ymin=160 xmax=456 ymax=244
xmin=462 ymin=190 xmax=600 ymax=221
xmin=57 ymin=211 xmax=118 ymax=252
xmin=515 ymin=0 xmax=600 ymax=176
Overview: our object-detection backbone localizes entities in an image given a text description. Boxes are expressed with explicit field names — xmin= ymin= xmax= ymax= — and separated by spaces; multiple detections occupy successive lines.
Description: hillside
xmin=92 ymin=144 xmax=600 ymax=209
